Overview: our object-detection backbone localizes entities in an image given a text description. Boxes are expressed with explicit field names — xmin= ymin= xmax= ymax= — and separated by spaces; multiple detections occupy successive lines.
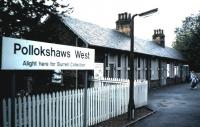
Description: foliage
xmin=173 ymin=12 xmax=200 ymax=71
xmin=0 ymin=0 xmax=73 ymax=37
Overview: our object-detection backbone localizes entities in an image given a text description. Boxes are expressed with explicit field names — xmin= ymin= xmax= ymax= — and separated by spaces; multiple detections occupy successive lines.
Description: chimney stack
xmin=152 ymin=29 xmax=165 ymax=47
xmin=116 ymin=12 xmax=132 ymax=36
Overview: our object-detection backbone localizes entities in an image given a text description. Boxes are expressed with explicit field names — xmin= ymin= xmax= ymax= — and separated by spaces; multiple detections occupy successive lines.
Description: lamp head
xmin=138 ymin=8 xmax=158 ymax=17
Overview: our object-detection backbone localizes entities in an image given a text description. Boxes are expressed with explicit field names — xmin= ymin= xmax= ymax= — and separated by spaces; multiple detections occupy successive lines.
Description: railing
xmin=2 ymin=78 xmax=148 ymax=127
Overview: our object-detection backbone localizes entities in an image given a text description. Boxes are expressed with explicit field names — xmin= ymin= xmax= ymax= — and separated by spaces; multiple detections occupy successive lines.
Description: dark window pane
xmin=118 ymin=55 xmax=121 ymax=67
xmin=138 ymin=70 xmax=140 ymax=79
xmin=138 ymin=57 xmax=140 ymax=68
xmin=105 ymin=55 xmax=108 ymax=67
xmin=109 ymin=64 xmax=114 ymax=78
xmin=117 ymin=70 xmax=121 ymax=78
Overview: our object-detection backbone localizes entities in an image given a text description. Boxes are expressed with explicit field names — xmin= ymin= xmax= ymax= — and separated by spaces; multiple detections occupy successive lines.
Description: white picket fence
xmin=134 ymin=80 xmax=148 ymax=108
xmin=90 ymin=77 xmax=148 ymax=108
xmin=2 ymin=78 xmax=148 ymax=127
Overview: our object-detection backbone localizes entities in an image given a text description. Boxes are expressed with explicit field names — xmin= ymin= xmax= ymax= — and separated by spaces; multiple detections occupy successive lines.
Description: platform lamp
xmin=128 ymin=8 xmax=158 ymax=120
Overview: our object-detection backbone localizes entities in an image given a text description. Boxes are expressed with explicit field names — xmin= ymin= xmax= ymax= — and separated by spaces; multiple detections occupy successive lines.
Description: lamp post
xmin=128 ymin=8 xmax=158 ymax=120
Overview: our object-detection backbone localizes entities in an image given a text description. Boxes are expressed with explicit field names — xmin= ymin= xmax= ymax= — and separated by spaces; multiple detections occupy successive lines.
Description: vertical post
xmin=128 ymin=15 xmax=137 ymax=120
xmin=11 ymin=72 xmax=16 ymax=127
xmin=75 ymin=37 xmax=78 ymax=89
xmin=158 ymin=59 xmax=162 ymax=86
xmin=147 ymin=58 xmax=151 ymax=88
xmin=180 ymin=65 xmax=183 ymax=82
xmin=83 ymin=71 xmax=88 ymax=127
xmin=83 ymin=43 xmax=89 ymax=127
xmin=75 ymin=71 xmax=78 ymax=89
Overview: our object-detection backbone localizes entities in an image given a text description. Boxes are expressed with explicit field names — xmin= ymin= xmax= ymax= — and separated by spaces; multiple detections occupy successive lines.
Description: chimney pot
xmin=159 ymin=29 xmax=161 ymax=34
xmin=118 ymin=14 xmax=120 ymax=20
xmin=129 ymin=14 xmax=131 ymax=19
xmin=125 ymin=12 xmax=127 ymax=19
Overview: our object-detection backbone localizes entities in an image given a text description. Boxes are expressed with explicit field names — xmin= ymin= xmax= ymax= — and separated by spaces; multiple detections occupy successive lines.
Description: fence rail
xmin=2 ymin=78 xmax=148 ymax=127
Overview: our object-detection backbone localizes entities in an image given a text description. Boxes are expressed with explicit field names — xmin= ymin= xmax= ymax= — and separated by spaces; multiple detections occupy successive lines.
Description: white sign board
xmin=94 ymin=63 xmax=104 ymax=79
xmin=0 ymin=37 xmax=95 ymax=70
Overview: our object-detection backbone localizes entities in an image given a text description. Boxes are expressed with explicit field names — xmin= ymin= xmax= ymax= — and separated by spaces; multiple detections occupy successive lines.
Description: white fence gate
xmin=2 ymin=78 xmax=148 ymax=127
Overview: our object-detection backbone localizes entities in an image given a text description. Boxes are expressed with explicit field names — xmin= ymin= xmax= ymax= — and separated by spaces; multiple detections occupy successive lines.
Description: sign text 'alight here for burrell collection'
xmin=0 ymin=37 xmax=95 ymax=70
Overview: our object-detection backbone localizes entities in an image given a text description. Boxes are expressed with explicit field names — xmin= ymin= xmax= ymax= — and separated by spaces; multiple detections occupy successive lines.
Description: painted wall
xmin=102 ymin=52 xmax=188 ymax=88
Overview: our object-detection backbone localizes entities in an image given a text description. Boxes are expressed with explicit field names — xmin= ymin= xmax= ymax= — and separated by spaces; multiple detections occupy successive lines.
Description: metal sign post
xmin=11 ymin=72 xmax=16 ymax=127
xmin=83 ymin=43 xmax=89 ymax=127
xmin=83 ymin=71 xmax=88 ymax=127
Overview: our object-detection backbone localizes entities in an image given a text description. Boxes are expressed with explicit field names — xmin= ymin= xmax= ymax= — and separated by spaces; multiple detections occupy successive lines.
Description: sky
xmin=67 ymin=0 xmax=200 ymax=47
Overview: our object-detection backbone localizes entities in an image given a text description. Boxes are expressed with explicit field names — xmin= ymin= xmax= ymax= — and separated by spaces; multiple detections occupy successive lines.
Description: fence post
xmin=3 ymin=99 xmax=7 ymax=127
xmin=83 ymin=71 xmax=88 ymax=127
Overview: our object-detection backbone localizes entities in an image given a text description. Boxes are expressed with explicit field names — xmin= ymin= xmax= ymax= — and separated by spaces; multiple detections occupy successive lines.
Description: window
xmin=138 ymin=57 xmax=140 ymax=68
xmin=145 ymin=69 xmax=148 ymax=80
xmin=117 ymin=70 xmax=121 ymax=78
xmin=105 ymin=54 xmax=108 ymax=67
xmin=149 ymin=60 xmax=151 ymax=79
xmin=109 ymin=64 xmax=114 ymax=78
xmin=138 ymin=70 xmax=140 ymax=79
xmin=118 ymin=55 xmax=121 ymax=67
xmin=174 ymin=66 xmax=178 ymax=76
xmin=125 ymin=55 xmax=129 ymax=79
xmin=128 ymin=70 xmax=130 ymax=79
xmin=167 ymin=64 xmax=170 ymax=77
xmin=105 ymin=70 xmax=108 ymax=77
xmin=128 ymin=56 xmax=130 ymax=68
xmin=174 ymin=66 xmax=177 ymax=76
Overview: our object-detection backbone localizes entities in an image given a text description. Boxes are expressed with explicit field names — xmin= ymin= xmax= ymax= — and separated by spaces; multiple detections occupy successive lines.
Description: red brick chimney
xmin=116 ymin=12 xmax=131 ymax=36
xmin=152 ymin=29 xmax=165 ymax=47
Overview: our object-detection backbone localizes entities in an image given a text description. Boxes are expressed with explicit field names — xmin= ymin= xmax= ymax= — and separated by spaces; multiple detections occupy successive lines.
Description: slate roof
xmin=61 ymin=16 xmax=185 ymax=61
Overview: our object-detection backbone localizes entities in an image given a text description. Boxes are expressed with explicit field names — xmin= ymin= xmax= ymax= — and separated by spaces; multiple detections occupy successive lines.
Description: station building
xmin=55 ymin=12 xmax=189 ymax=87
xmin=0 ymin=13 xmax=189 ymax=98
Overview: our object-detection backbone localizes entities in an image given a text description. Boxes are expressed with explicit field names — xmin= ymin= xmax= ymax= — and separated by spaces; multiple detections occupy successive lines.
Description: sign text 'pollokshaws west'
xmin=1 ymin=37 xmax=95 ymax=70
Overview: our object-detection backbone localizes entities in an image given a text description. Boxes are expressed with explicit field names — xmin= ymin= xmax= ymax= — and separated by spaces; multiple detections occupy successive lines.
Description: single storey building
xmin=0 ymin=13 xmax=189 ymax=98
xmin=54 ymin=12 xmax=189 ymax=87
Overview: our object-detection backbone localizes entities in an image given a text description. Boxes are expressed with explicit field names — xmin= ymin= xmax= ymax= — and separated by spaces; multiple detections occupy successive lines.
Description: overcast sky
xmin=68 ymin=0 xmax=200 ymax=47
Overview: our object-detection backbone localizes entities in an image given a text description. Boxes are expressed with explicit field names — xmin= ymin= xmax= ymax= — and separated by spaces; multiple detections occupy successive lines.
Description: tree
xmin=0 ymin=0 xmax=74 ymax=97
xmin=173 ymin=12 xmax=200 ymax=71
xmin=0 ymin=0 xmax=73 ymax=37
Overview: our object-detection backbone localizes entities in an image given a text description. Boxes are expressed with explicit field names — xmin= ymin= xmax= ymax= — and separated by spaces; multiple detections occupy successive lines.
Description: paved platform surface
xmin=129 ymin=83 xmax=200 ymax=127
